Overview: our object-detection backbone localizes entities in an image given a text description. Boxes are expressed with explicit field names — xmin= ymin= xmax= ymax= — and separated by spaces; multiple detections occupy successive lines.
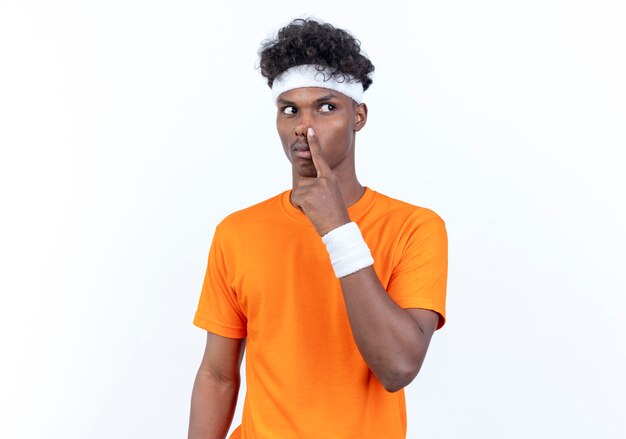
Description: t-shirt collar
xmin=279 ymin=186 xmax=376 ymax=224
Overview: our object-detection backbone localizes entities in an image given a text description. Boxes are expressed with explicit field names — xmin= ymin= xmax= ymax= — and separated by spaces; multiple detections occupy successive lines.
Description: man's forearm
xmin=339 ymin=266 xmax=434 ymax=392
xmin=188 ymin=370 xmax=240 ymax=439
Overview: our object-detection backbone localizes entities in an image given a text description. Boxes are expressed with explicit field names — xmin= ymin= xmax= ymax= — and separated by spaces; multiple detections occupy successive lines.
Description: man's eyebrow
xmin=277 ymin=93 xmax=340 ymax=106
xmin=314 ymin=93 xmax=340 ymax=103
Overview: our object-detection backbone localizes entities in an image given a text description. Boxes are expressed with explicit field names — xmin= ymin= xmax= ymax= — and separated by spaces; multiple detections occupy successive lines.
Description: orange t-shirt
xmin=193 ymin=187 xmax=448 ymax=439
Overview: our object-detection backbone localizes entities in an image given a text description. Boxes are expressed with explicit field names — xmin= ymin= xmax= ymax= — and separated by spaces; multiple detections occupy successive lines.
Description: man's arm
xmin=340 ymin=266 xmax=439 ymax=392
xmin=291 ymin=127 xmax=442 ymax=393
xmin=188 ymin=332 xmax=246 ymax=439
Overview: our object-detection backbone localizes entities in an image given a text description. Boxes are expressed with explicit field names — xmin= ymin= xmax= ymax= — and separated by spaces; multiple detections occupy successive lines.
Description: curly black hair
xmin=258 ymin=18 xmax=374 ymax=91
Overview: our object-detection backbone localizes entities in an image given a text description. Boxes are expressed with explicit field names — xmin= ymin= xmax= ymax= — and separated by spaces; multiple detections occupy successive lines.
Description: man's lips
xmin=292 ymin=143 xmax=312 ymax=159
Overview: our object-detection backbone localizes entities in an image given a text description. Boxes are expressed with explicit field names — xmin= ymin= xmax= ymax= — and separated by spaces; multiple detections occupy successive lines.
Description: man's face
xmin=276 ymin=87 xmax=367 ymax=178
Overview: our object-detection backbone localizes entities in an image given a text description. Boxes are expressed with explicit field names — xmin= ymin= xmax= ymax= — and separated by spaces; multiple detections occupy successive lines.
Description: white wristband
xmin=321 ymin=222 xmax=374 ymax=278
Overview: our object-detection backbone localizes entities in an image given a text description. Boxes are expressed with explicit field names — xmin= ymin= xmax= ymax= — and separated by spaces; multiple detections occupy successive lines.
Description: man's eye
xmin=320 ymin=103 xmax=335 ymax=112
xmin=282 ymin=106 xmax=297 ymax=115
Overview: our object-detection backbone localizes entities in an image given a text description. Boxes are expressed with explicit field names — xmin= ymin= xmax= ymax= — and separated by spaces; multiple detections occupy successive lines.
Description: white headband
xmin=271 ymin=64 xmax=364 ymax=104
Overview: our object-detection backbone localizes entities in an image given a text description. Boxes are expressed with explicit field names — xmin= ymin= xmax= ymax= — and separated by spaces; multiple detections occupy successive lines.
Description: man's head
xmin=258 ymin=18 xmax=375 ymax=179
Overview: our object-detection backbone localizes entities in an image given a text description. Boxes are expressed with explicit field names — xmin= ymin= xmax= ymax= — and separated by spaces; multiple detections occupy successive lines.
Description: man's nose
xmin=295 ymin=114 xmax=312 ymax=137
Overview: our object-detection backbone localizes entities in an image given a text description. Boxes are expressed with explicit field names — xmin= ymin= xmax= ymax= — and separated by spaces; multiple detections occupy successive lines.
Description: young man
xmin=189 ymin=18 xmax=448 ymax=439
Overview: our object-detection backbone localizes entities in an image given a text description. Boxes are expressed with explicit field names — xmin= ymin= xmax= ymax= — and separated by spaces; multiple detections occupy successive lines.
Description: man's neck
xmin=337 ymin=177 xmax=365 ymax=208
xmin=291 ymin=171 xmax=364 ymax=209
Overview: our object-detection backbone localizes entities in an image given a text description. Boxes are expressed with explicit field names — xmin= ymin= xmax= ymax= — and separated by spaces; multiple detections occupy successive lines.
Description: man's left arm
xmin=291 ymin=127 xmax=445 ymax=393
xmin=339 ymin=267 xmax=439 ymax=392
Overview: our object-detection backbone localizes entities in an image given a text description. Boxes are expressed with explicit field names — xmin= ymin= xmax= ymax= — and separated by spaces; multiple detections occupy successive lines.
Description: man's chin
xmin=295 ymin=162 xmax=317 ymax=178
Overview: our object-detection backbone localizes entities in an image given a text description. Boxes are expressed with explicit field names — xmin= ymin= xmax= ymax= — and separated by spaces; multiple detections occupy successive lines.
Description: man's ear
xmin=354 ymin=103 xmax=368 ymax=132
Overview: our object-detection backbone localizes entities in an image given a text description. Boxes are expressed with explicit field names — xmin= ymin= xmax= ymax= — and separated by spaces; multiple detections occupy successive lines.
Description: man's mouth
xmin=292 ymin=143 xmax=310 ymax=152
xmin=292 ymin=143 xmax=312 ymax=159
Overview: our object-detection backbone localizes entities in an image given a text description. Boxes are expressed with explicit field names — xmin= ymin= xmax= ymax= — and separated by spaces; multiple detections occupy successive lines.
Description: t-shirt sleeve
xmin=193 ymin=224 xmax=247 ymax=338
xmin=386 ymin=214 xmax=448 ymax=330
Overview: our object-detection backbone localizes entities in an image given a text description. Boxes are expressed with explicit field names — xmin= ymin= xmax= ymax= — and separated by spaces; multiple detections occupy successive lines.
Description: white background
xmin=1 ymin=1 xmax=625 ymax=438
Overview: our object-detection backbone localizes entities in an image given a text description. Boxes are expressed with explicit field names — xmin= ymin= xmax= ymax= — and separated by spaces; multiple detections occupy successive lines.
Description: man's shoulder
xmin=370 ymin=189 xmax=444 ymax=225
xmin=216 ymin=190 xmax=288 ymax=233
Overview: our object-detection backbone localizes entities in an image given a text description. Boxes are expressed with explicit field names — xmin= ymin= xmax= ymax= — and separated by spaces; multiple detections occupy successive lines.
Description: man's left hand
xmin=290 ymin=127 xmax=351 ymax=236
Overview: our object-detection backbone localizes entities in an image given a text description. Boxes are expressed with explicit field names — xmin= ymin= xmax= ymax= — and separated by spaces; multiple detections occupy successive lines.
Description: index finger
xmin=307 ymin=127 xmax=332 ymax=177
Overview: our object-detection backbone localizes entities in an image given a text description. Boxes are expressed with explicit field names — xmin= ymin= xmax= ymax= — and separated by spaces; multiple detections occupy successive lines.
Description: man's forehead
xmin=277 ymin=87 xmax=348 ymax=104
